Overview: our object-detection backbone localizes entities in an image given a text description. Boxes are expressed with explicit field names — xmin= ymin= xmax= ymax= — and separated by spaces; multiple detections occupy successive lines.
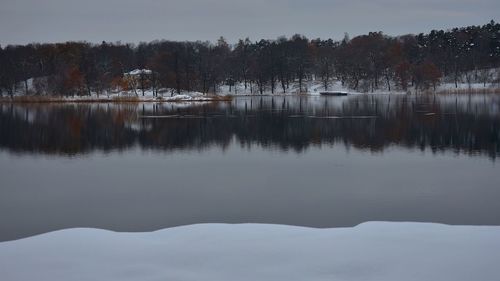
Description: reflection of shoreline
xmin=0 ymin=95 xmax=498 ymax=159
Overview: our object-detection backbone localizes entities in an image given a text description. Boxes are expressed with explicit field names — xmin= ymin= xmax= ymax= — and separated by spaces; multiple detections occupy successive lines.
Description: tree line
xmin=1 ymin=21 xmax=499 ymax=97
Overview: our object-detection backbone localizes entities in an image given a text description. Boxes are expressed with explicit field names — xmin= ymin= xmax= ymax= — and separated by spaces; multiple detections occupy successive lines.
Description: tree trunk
xmin=175 ymin=53 xmax=181 ymax=95
xmin=385 ymin=73 xmax=391 ymax=92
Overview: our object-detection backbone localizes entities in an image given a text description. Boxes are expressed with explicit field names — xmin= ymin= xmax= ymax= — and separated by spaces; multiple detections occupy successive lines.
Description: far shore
xmin=0 ymin=95 xmax=233 ymax=104
xmin=2 ymin=87 xmax=500 ymax=104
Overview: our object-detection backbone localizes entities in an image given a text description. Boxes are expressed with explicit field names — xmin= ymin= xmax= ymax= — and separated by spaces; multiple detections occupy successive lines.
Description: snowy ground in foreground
xmin=0 ymin=222 xmax=498 ymax=281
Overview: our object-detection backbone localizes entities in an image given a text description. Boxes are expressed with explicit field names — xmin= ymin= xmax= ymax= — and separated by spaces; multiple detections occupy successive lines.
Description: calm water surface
xmin=1 ymin=94 xmax=499 ymax=241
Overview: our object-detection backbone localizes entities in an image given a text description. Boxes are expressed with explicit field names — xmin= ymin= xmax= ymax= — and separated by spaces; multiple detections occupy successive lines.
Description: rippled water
xmin=1 ymin=94 xmax=499 ymax=241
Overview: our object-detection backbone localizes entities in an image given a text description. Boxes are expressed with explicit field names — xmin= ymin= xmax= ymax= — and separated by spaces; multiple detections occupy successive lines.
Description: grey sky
xmin=1 ymin=0 xmax=499 ymax=46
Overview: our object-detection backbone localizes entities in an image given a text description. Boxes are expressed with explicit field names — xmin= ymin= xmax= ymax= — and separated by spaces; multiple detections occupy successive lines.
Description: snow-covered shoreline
xmin=3 ymin=76 xmax=500 ymax=104
xmin=0 ymin=92 xmax=232 ymax=103
xmin=1 ymin=222 xmax=498 ymax=281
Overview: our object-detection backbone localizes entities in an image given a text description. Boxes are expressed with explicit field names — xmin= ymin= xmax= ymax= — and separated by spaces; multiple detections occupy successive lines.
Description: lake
xmin=0 ymin=94 xmax=499 ymax=241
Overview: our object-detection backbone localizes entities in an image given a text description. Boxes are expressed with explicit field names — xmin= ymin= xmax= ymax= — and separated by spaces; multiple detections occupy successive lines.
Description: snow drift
xmin=0 ymin=222 xmax=498 ymax=281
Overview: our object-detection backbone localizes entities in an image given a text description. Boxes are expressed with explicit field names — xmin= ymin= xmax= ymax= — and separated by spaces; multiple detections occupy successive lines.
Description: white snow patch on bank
xmin=41 ymin=90 xmax=220 ymax=102
xmin=0 ymin=222 xmax=498 ymax=281
xmin=124 ymin=69 xmax=152 ymax=76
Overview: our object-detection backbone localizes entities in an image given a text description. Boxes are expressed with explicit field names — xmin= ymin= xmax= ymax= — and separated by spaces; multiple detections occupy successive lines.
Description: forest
xmin=1 ymin=21 xmax=500 ymax=97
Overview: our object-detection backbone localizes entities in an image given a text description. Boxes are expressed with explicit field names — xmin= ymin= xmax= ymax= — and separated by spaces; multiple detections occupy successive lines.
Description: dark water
xmin=0 ymin=94 xmax=499 ymax=241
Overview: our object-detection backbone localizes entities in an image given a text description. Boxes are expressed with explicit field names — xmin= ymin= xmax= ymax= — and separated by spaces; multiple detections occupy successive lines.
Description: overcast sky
xmin=1 ymin=0 xmax=499 ymax=46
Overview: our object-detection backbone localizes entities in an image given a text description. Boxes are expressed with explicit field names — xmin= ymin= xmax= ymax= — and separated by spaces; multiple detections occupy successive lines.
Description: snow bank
xmin=162 ymin=93 xmax=215 ymax=101
xmin=124 ymin=69 xmax=152 ymax=76
xmin=1 ymin=91 xmax=227 ymax=103
xmin=0 ymin=222 xmax=498 ymax=281
xmin=218 ymin=80 xmax=360 ymax=96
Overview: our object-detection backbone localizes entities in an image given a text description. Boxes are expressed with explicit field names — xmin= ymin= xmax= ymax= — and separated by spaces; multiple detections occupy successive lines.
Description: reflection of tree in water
xmin=0 ymin=95 xmax=499 ymax=159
